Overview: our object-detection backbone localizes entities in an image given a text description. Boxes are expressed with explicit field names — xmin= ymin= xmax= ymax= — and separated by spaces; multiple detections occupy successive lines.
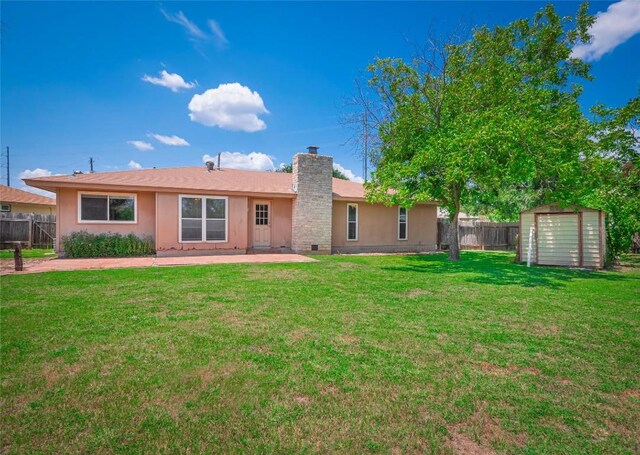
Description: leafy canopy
xmin=365 ymin=3 xmax=595 ymax=224
xmin=276 ymin=162 xmax=350 ymax=180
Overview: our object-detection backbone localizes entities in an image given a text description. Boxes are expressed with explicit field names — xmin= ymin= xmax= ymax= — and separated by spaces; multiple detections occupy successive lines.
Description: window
xmin=179 ymin=196 xmax=227 ymax=243
xmin=398 ymin=207 xmax=408 ymax=240
xmin=347 ymin=203 xmax=358 ymax=241
xmin=79 ymin=193 xmax=136 ymax=223
xmin=255 ymin=203 xmax=269 ymax=225
xmin=0 ymin=204 xmax=10 ymax=212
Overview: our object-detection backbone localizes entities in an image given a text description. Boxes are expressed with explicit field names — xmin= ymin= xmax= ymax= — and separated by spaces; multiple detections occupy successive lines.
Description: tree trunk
xmin=448 ymin=210 xmax=460 ymax=261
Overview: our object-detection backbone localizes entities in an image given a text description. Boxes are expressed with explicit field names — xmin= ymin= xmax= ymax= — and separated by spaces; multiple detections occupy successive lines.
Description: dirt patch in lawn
xmin=447 ymin=404 xmax=527 ymax=454
xmin=337 ymin=335 xmax=359 ymax=344
xmin=618 ymin=388 xmax=640 ymax=400
xmin=477 ymin=361 xmax=541 ymax=376
xmin=405 ymin=288 xmax=434 ymax=298
xmin=293 ymin=394 xmax=311 ymax=405
xmin=446 ymin=426 xmax=496 ymax=455
xmin=41 ymin=360 xmax=83 ymax=388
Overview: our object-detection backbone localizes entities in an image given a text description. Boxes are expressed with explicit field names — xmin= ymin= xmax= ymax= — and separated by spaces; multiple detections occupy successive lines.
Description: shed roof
xmin=0 ymin=184 xmax=56 ymax=206
xmin=23 ymin=167 xmax=371 ymax=200
xmin=520 ymin=204 xmax=604 ymax=215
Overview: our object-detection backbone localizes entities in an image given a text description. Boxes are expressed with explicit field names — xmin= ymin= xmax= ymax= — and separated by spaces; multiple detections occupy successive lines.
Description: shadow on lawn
xmin=381 ymin=252 xmax=634 ymax=288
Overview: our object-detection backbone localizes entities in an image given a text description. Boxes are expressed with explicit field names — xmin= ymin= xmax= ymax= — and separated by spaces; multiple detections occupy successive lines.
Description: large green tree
xmin=276 ymin=163 xmax=350 ymax=180
xmin=360 ymin=4 xmax=595 ymax=260
xmin=584 ymin=95 xmax=640 ymax=265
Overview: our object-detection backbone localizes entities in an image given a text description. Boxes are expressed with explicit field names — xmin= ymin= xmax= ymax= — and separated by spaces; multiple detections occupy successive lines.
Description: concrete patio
xmin=1 ymin=254 xmax=316 ymax=275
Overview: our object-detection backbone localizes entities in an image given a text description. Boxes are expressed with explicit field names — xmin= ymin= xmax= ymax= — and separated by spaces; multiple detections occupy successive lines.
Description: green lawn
xmin=0 ymin=248 xmax=56 ymax=259
xmin=1 ymin=252 xmax=638 ymax=454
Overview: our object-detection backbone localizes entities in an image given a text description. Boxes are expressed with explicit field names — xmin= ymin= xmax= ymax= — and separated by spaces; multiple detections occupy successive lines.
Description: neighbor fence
xmin=437 ymin=220 xmax=519 ymax=251
xmin=0 ymin=213 xmax=56 ymax=249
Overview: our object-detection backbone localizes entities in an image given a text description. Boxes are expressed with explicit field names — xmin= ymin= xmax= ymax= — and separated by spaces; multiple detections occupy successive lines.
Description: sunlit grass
xmin=1 ymin=252 xmax=638 ymax=453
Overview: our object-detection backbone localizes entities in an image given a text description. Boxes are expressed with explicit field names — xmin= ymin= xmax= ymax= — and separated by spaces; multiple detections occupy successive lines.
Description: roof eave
xmin=23 ymin=179 xmax=296 ymax=199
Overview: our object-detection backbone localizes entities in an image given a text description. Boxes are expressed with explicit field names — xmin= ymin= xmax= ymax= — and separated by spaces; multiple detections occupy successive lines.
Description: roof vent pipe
xmin=217 ymin=152 xmax=221 ymax=170
xmin=205 ymin=161 xmax=215 ymax=172
xmin=307 ymin=146 xmax=319 ymax=155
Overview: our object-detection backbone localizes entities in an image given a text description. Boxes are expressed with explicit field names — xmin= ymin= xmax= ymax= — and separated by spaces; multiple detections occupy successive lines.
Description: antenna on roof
xmin=89 ymin=157 xmax=95 ymax=173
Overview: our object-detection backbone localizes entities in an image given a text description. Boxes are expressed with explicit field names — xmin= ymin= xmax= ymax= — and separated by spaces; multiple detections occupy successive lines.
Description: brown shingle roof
xmin=24 ymin=167 xmax=369 ymax=200
xmin=0 ymin=184 xmax=56 ymax=206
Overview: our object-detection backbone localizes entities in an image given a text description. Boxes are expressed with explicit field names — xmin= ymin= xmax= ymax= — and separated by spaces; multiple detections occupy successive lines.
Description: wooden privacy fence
xmin=438 ymin=220 xmax=519 ymax=251
xmin=0 ymin=213 xmax=56 ymax=249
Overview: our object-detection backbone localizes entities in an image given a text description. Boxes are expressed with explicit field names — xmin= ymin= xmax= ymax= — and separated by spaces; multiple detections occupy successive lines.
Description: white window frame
xmin=77 ymin=191 xmax=137 ymax=224
xmin=178 ymin=195 xmax=228 ymax=243
xmin=398 ymin=206 xmax=408 ymax=241
xmin=0 ymin=204 xmax=10 ymax=212
xmin=346 ymin=203 xmax=358 ymax=241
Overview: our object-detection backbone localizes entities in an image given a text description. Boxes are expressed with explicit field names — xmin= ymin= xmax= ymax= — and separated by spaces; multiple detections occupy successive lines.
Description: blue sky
xmin=1 ymin=1 xmax=639 ymax=195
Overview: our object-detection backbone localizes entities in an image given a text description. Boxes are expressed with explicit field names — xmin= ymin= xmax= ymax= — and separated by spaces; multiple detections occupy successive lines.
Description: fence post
xmin=27 ymin=219 xmax=33 ymax=249
xmin=14 ymin=242 xmax=24 ymax=271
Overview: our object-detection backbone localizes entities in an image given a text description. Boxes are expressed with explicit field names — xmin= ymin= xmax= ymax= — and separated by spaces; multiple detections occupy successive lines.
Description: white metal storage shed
xmin=519 ymin=204 xmax=606 ymax=269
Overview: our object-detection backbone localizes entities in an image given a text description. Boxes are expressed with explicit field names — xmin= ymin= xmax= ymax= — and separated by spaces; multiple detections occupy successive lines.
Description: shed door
xmin=537 ymin=214 xmax=580 ymax=266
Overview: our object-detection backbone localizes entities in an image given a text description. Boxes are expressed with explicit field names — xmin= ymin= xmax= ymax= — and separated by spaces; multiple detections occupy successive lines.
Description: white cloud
xmin=19 ymin=168 xmax=53 ymax=180
xmin=189 ymin=83 xmax=269 ymax=132
xmin=571 ymin=0 xmax=640 ymax=61
xmin=208 ymin=19 xmax=229 ymax=47
xmin=333 ymin=163 xmax=364 ymax=183
xmin=147 ymin=133 xmax=190 ymax=146
xmin=128 ymin=160 xmax=142 ymax=170
xmin=161 ymin=8 xmax=228 ymax=47
xmin=160 ymin=9 xmax=207 ymax=39
xmin=18 ymin=168 xmax=57 ymax=197
xmin=202 ymin=152 xmax=275 ymax=171
xmin=142 ymin=70 xmax=196 ymax=92
xmin=127 ymin=140 xmax=154 ymax=151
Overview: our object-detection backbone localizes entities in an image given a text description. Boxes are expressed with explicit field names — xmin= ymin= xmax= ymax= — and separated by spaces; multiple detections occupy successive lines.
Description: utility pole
xmin=3 ymin=146 xmax=9 ymax=187
xmin=363 ymin=112 xmax=368 ymax=183
xmin=89 ymin=157 xmax=95 ymax=173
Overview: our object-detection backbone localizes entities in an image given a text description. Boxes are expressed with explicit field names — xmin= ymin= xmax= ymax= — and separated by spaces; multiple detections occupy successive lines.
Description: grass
xmin=1 ymin=251 xmax=638 ymax=454
xmin=0 ymin=248 xmax=55 ymax=259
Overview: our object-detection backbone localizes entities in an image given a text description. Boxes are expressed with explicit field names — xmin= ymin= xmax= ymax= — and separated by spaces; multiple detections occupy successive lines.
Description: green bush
xmin=62 ymin=231 xmax=154 ymax=258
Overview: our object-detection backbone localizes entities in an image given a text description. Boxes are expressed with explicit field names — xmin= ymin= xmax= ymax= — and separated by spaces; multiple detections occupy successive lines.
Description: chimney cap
xmin=307 ymin=146 xmax=319 ymax=154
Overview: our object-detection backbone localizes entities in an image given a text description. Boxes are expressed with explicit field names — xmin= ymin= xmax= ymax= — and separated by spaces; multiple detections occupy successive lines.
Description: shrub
xmin=62 ymin=231 xmax=154 ymax=258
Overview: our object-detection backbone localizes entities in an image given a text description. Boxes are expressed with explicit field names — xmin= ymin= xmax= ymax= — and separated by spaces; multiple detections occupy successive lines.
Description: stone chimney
xmin=291 ymin=146 xmax=333 ymax=254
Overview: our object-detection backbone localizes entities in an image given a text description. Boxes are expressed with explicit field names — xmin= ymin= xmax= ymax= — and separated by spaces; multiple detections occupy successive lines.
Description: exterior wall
xmin=520 ymin=213 xmax=537 ymax=263
xmin=582 ymin=211 xmax=602 ymax=268
xmin=331 ymin=201 xmax=438 ymax=254
xmin=56 ymin=187 xmax=155 ymax=253
xmin=155 ymin=192 xmax=248 ymax=255
xmin=247 ymin=197 xmax=292 ymax=249
xmin=291 ymin=153 xmax=333 ymax=254
xmin=0 ymin=202 xmax=55 ymax=215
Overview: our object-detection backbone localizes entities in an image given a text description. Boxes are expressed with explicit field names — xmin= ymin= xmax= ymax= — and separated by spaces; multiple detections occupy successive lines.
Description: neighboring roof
xmin=0 ymin=184 xmax=56 ymax=206
xmin=24 ymin=166 xmax=372 ymax=200
xmin=437 ymin=207 xmax=489 ymax=221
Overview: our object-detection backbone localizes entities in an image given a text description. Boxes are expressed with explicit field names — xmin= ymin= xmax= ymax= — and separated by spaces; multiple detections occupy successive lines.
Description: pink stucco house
xmin=24 ymin=148 xmax=438 ymax=256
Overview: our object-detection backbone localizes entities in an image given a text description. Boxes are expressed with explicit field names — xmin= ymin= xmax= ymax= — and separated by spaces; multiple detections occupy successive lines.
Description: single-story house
xmin=0 ymin=184 xmax=56 ymax=215
xmin=519 ymin=204 xmax=606 ymax=269
xmin=24 ymin=148 xmax=438 ymax=256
